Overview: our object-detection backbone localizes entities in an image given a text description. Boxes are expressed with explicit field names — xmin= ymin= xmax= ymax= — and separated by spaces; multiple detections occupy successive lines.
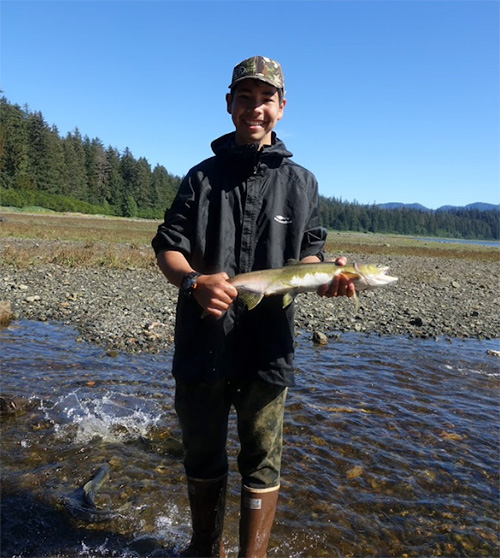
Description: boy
xmin=152 ymin=55 xmax=353 ymax=558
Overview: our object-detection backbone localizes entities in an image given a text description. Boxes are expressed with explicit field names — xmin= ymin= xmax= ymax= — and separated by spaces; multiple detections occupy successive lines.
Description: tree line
xmin=319 ymin=197 xmax=499 ymax=240
xmin=0 ymin=97 xmax=181 ymax=218
xmin=0 ymin=96 xmax=498 ymax=239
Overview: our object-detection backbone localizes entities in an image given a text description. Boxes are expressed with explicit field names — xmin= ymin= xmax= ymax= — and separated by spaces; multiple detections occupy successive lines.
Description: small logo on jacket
xmin=274 ymin=215 xmax=292 ymax=224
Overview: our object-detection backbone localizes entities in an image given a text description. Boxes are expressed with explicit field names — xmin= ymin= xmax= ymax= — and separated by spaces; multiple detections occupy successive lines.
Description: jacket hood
xmin=211 ymin=132 xmax=293 ymax=163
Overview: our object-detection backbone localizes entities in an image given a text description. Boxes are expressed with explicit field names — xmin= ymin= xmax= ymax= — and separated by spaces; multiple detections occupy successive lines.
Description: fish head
xmin=351 ymin=263 xmax=398 ymax=290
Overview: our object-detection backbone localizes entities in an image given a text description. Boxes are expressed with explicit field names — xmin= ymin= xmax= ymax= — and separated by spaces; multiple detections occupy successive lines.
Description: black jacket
xmin=152 ymin=132 xmax=327 ymax=386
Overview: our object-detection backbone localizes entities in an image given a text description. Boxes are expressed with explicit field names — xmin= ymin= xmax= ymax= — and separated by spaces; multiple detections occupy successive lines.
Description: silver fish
xmin=64 ymin=463 xmax=114 ymax=522
xmin=229 ymin=260 xmax=398 ymax=311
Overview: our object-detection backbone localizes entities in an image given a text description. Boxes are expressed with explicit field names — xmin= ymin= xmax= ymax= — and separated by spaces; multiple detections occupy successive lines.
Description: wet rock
xmin=312 ymin=331 xmax=328 ymax=345
xmin=0 ymin=396 xmax=25 ymax=416
xmin=0 ymin=300 xmax=13 ymax=325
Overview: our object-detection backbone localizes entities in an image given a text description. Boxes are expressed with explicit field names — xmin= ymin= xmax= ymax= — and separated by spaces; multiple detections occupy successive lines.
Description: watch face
xmin=181 ymin=272 xmax=199 ymax=295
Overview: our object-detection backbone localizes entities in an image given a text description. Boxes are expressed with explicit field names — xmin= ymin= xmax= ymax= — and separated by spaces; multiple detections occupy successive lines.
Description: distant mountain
xmin=376 ymin=202 xmax=500 ymax=212
xmin=437 ymin=202 xmax=500 ymax=212
xmin=377 ymin=202 xmax=430 ymax=211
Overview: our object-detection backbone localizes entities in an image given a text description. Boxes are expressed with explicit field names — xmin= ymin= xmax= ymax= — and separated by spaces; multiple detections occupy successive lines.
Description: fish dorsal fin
xmin=238 ymin=288 xmax=264 ymax=311
xmin=285 ymin=259 xmax=301 ymax=266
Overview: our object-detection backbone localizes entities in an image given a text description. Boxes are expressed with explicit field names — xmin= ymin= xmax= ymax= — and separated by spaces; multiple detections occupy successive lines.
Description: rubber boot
xmin=238 ymin=485 xmax=279 ymax=558
xmin=180 ymin=474 xmax=227 ymax=558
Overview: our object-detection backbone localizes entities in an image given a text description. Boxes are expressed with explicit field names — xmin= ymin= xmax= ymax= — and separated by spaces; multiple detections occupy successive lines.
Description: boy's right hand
xmin=194 ymin=273 xmax=238 ymax=318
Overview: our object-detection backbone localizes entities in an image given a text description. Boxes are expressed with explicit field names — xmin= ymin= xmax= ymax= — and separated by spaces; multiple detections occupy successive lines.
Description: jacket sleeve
xmin=299 ymin=176 xmax=327 ymax=261
xmin=151 ymin=171 xmax=197 ymax=259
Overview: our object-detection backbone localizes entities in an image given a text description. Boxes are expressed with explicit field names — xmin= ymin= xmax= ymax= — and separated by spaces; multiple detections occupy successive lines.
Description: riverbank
xmin=1 ymin=211 xmax=499 ymax=352
xmin=2 ymin=247 xmax=499 ymax=353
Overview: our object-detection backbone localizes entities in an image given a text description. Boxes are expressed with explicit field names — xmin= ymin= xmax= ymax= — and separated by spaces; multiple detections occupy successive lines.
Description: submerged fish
xmin=229 ymin=260 xmax=398 ymax=311
xmin=64 ymin=463 xmax=114 ymax=521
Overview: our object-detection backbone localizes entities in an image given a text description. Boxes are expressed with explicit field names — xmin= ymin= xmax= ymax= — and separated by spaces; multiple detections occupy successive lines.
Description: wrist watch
xmin=180 ymin=272 xmax=201 ymax=297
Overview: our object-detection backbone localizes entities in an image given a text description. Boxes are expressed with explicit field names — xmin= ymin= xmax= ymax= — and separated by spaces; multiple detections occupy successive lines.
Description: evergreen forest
xmin=1 ymin=97 xmax=498 ymax=240
xmin=0 ymin=97 xmax=181 ymax=219
xmin=319 ymin=197 xmax=499 ymax=241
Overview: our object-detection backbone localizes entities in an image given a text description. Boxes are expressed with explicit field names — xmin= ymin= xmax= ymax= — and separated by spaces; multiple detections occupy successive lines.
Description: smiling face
xmin=226 ymin=79 xmax=286 ymax=147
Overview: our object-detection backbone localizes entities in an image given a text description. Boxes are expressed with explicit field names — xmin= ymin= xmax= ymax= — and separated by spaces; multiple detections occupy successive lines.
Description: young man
xmin=152 ymin=56 xmax=353 ymax=558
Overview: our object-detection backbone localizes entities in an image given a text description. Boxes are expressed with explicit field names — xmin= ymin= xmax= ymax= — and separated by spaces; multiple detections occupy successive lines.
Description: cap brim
xmin=229 ymin=76 xmax=282 ymax=90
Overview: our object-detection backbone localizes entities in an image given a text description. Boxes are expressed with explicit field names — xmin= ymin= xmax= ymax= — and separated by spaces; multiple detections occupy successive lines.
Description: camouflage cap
xmin=229 ymin=56 xmax=285 ymax=91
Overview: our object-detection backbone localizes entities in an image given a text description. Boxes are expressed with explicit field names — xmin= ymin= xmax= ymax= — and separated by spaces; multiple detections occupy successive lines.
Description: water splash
xmin=45 ymin=390 xmax=163 ymax=444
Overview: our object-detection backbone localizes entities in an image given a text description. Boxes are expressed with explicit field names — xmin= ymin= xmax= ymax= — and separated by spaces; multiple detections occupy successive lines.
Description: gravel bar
xmin=1 ymin=251 xmax=499 ymax=353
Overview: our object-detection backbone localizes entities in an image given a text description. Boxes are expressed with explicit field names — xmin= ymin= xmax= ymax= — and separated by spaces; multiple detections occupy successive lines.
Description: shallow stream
xmin=1 ymin=321 xmax=499 ymax=557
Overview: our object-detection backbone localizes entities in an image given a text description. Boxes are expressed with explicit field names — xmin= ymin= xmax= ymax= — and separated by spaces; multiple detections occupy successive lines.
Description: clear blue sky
xmin=1 ymin=0 xmax=498 ymax=209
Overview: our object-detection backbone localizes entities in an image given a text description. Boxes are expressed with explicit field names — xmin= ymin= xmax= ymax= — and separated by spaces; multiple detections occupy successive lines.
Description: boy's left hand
xmin=317 ymin=256 xmax=356 ymax=298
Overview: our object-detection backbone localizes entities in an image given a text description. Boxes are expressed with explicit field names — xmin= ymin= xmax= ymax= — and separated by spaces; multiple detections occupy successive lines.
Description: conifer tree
xmin=0 ymin=98 xmax=29 ymax=189
xmin=84 ymin=136 xmax=108 ymax=205
xmin=104 ymin=146 xmax=124 ymax=211
xmin=62 ymin=129 xmax=87 ymax=199
xmin=26 ymin=111 xmax=54 ymax=191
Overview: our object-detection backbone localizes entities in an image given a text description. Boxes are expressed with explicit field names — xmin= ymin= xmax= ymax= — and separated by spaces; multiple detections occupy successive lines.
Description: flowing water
xmin=1 ymin=320 xmax=499 ymax=557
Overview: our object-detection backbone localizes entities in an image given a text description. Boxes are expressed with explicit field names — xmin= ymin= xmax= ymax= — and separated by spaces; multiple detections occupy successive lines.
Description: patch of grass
xmin=0 ymin=211 xmax=498 ymax=269
xmin=16 ymin=206 xmax=56 ymax=214
xmin=0 ymin=211 xmax=159 ymax=269
xmin=325 ymin=231 xmax=499 ymax=262
xmin=0 ymin=210 xmax=156 ymax=245
xmin=1 ymin=241 xmax=157 ymax=269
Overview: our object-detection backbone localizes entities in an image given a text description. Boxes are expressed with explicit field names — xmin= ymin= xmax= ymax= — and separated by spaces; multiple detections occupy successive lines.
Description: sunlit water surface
xmin=1 ymin=320 xmax=499 ymax=557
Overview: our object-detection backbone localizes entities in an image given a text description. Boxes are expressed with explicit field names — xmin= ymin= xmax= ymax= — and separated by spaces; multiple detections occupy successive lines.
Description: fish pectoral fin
xmin=238 ymin=289 xmax=264 ymax=311
xmin=282 ymin=293 xmax=296 ymax=308
xmin=339 ymin=271 xmax=360 ymax=313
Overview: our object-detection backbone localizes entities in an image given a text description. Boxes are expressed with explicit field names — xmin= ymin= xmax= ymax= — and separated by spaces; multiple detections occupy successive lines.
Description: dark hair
xmin=230 ymin=84 xmax=285 ymax=105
